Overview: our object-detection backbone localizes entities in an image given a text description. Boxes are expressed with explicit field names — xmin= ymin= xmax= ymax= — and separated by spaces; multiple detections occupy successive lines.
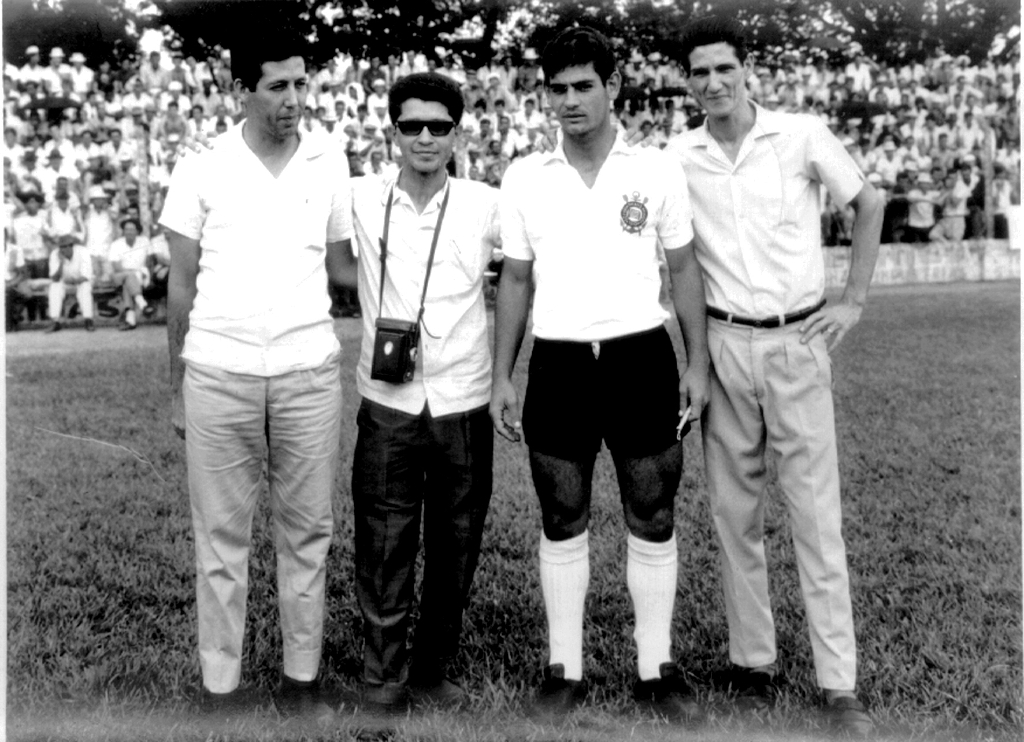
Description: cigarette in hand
xmin=676 ymin=405 xmax=692 ymax=440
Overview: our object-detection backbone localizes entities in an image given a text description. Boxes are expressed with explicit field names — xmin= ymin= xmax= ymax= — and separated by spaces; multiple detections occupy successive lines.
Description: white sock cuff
xmin=540 ymin=529 xmax=589 ymax=565
xmin=627 ymin=532 xmax=677 ymax=566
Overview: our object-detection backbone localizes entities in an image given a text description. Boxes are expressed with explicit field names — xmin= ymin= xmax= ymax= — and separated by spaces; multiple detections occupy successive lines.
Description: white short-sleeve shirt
xmin=667 ymin=103 xmax=864 ymax=317
xmin=352 ymin=174 xmax=500 ymax=417
xmin=499 ymin=137 xmax=694 ymax=342
xmin=159 ymin=124 xmax=354 ymax=377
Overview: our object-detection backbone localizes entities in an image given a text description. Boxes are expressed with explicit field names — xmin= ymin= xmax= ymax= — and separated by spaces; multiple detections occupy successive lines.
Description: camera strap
xmin=377 ymin=179 xmax=451 ymax=334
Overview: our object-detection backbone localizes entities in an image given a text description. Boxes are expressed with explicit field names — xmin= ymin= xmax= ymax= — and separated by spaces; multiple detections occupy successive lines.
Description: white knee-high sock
xmin=539 ymin=530 xmax=589 ymax=681
xmin=628 ymin=532 xmax=678 ymax=681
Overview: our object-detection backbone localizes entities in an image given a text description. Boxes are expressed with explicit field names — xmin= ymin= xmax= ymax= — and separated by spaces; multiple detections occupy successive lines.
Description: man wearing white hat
xmin=19 ymin=45 xmax=45 ymax=87
xmin=83 ymin=184 xmax=117 ymax=283
xmin=40 ymin=47 xmax=70 ymax=96
xmin=68 ymin=52 xmax=94 ymax=97
xmin=366 ymin=79 xmax=389 ymax=116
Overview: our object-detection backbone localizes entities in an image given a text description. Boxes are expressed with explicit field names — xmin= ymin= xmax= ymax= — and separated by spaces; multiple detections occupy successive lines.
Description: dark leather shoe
xmin=45 ymin=321 xmax=61 ymax=333
xmin=714 ymin=664 xmax=779 ymax=711
xmin=408 ymin=677 xmax=467 ymax=708
xmin=198 ymin=686 xmax=264 ymax=720
xmin=361 ymin=681 xmax=410 ymax=715
xmin=633 ymin=662 xmax=705 ymax=725
xmin=531 ymin=664 xmax=588 ymax=720
xmin=119 ymin=322 xmax=136 ymax=331
xmin=84 ymin=319 xmax=95 ymax=332
xmin=275 ymin=675 xmax=334 ymax=722
xmin=823 ymin=695 xmax=874 ymax=737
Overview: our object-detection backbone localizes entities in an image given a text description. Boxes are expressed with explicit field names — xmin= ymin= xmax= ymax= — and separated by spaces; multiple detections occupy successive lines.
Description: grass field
xmin=5 ymin=281 xmax=1022 ymax=742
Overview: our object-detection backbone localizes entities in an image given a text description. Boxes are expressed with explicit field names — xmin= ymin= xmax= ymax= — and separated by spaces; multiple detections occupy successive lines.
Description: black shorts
xmin=522 ymin=326 xmax=680 ymax=460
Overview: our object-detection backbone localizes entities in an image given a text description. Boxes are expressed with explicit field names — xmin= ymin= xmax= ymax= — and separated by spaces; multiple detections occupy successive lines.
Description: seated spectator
xmin=44 ymin=188 xmax=83 ymax=246
xmin=992 ymin=164 xmax=1016 ymax=239
xmin=929 ymin=171 xmax=970 ymax=242
xmin=905 ymin=171 xmax=940 ymax=242
xmin=10 ymin=190 xmax=48 ymax=278
xmin=82 ymin=184 xmax=117 ymax=282
xmin=108 ymin=216 xmax=151 ymax=330
xmin=47 ymin=233 xmax=94 ymax=332
xmin=5 ymin=239 xmax=31 ymax=331
xmin=365 ymin=148 xmax=397 ymax=179
xmin=144 ymin=220 xmax=170 ymax=311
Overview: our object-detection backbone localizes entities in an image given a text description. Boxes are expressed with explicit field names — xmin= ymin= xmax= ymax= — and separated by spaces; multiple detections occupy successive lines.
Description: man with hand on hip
xmin=490 ymin=26 xmax=709 ymax=725
xmin=160 ymin=30 xmax=355 ymax=721
xmin=668 ymin=16 xmax=883 ymax=736
xmin=346 ymin=72 xmax=500 ymax=714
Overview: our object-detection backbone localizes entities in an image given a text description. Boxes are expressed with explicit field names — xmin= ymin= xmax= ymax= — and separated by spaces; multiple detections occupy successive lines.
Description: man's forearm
xmin=844 ymin=192 xmax=884 ymax=306
xmin=669 ymin=249 xmax=709 ymax=371
xmin=492 ymin=271 xmax=531 ymax=383
xmin=167 ymin=278 xmax=196 ymax=397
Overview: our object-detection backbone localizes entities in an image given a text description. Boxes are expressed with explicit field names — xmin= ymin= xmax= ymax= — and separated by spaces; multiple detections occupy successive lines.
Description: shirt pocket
xmin=433 ymin=232 xmax=482 ymax=293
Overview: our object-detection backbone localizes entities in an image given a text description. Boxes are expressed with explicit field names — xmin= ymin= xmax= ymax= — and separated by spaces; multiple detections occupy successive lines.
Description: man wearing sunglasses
xmin=345 ymin=72 xmax=501 ymax=713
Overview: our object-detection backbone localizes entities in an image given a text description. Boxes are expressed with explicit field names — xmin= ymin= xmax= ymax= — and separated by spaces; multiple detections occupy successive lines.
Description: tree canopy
xmin=4 ymin=0 xmax=1019 ymax=73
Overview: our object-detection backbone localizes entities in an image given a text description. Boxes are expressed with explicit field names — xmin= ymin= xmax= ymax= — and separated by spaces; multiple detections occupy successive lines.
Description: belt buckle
xmin=752 ymin=319 xmax=763 ymax=328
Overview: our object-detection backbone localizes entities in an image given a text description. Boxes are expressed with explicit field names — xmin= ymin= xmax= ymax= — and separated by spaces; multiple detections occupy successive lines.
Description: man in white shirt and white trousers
xmin=667 ymin=16 xmax=883 ymax=737
xmin=160 ymin=32 xmax=354 ymax=721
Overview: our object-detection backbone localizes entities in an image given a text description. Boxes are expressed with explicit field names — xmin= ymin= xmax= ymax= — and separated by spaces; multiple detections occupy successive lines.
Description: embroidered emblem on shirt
xmin=620 ymin=192 xmax=649 ymax=234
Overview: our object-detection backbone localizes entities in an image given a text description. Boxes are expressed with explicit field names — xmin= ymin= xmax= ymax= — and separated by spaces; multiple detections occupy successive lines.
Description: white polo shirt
xmin=108 ymin=235 xmax=151 ymax=272
xmin=667 ymin=103 xmax=863 ymax=318
xmin=500 ymin=137 xmax=694 ymax=341
xmin=352 ymin=173 xmax=499 ymax=417
xmin=160 ymin=124 xmax=353 ymax=377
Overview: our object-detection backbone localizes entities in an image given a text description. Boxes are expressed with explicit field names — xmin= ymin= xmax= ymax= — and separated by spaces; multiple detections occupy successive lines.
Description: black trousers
xmin=351 ymin=398 xmax=493 ymax=686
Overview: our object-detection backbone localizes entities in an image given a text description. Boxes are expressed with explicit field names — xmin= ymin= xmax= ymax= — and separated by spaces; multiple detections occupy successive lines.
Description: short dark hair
xmin=542 ymin=26 xmax=618 ymax=85
xmin=230 ymin=30 xmax=307 ymax=92
xmin=678 ymin=16 xmax=749 ymax=74
xmin=388 ymin=72 xmax=464 ymax=124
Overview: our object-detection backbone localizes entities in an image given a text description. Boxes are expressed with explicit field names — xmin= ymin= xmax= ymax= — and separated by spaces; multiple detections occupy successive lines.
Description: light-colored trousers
xmin=48 ymin=280 xmax=94 ymax=319
xmin=702 ymin=319 xmax=856 ymax=691
xmin=183 ymin=357 xmax=342 ymax=693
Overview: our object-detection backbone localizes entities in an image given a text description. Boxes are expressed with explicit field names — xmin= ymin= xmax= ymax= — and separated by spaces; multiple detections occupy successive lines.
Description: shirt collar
xmin=690 ymin=101 xmax=784 ymax=149
xmin=380 ymin=169 xmax=451 ymax=213
xmin=538 ymin=125 xmax=639 ymax=165
xmin=232 ymin=120 xmax=328 ymax=162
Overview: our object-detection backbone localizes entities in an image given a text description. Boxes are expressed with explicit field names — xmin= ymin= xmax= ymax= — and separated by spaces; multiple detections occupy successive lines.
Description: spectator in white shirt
xmin=68 ymin=52 xmax=94 ymax=96
xmin=108 ymin=216 xmax=151 ymax=330
xmin=47 ymin=234 xmax=95 ymax=332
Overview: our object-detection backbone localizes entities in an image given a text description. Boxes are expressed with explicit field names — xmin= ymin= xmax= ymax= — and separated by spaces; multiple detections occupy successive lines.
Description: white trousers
xmin=183 ymin=358 xmax=342 ymax=693
xmin=48 ymin=280 xmax=94 ymax=319
xmin=702 ymin=319 xmax=856 ymax=691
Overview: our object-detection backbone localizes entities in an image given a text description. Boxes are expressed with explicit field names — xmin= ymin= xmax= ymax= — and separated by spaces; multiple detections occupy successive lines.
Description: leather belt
xmin=706 ymin=298 xmax=826 ymax=328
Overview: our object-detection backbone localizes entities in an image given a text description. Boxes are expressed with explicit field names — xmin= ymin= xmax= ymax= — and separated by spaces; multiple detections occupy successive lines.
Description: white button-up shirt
xmin=160 ymin=125 xmax=354 ymax=377
xmin=49 ymin=245 xmax=94 ymax=282
xmin=500 ymin=137 xmax=694 ymax=341
xmin=352 ymin=174 xmax=500 ymax=417
xmin=667 ymin=104 xmax=863 ymax=317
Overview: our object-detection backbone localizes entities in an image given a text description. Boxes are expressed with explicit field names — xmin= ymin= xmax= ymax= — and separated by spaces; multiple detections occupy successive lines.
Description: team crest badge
xmin=620 ymin=192 xmax=649 ymax=234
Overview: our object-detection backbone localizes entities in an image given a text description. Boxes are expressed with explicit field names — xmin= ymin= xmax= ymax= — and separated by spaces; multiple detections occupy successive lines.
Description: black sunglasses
xmin=396 ymin=119 xmax=455 ymax=136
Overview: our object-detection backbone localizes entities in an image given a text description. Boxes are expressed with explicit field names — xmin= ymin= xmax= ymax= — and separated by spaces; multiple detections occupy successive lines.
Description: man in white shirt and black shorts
xmin=490 ymin=26 xmax=710 ymax=725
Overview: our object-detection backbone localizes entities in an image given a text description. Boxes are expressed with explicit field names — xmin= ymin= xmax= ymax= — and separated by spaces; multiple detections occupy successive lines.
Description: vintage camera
xmin=370 ymin=317 xmax=420 ymax=384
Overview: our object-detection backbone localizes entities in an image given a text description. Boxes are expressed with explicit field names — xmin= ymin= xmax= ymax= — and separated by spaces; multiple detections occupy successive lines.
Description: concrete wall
xmin=824 ymin=239 xmax=1021 ymax=288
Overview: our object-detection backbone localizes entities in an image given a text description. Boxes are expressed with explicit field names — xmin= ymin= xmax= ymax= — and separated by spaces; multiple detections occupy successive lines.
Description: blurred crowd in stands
xmin=4 ymin=38 xmax=1020 ymax=331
